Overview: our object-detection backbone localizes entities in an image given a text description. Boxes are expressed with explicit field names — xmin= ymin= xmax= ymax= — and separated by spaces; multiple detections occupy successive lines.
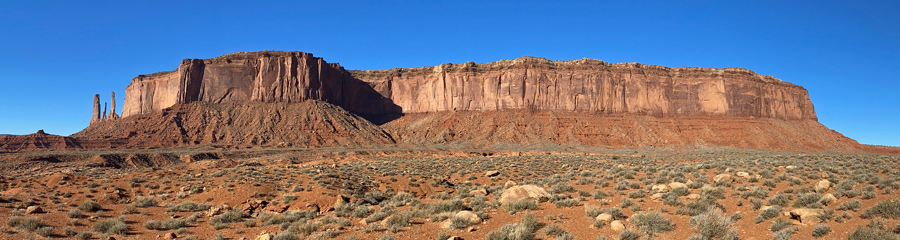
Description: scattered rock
xmin=441 ymin=211 xmax=483 ymax=229
xmin=484 ymin=171 xmax=500 ymax=177
xmin=255 ymin=232 xmax=274 ymax=240
xmin=650 ymin=193 xmax=664 ymax=201
xmin=164 ymin=232 xmax=177 ymax=239
xmin=498 ymin=185 xmax=551 ymax=204
xmin=789 ymin=208 xmax=824 ymax=224
xmin=448 ymin=237 xmax=464 ymax=240
xmin=713 ymin=174 xmax=734 ymax=183
xmin=651 ymin=184 xmax=669 ymax=193
xmin=687 ymin=194 xmax=701 ymax=200
xmin=667 ymin=182 xmax=687 ymax=190
xmin=504 ymin=181 xmax=517 ymax=188
xmin=206 ymin=207 xmax=223 ymax=217
xmin=815 ymin=180 xmax=831 ymax=192
xmin=736 ymin=172 xmax=750 ymax=178
xmin=25 ymin=206 xmax=42 ymax=214
xmin=785 ymin=165 xmax=798 ymax=170
xmin=469 ymin=188 xmax=488 ymax=196
xmin=610 ymin=220 xmax=626 ymax=232
xmin=595 ymin=213 xmax=613 ymax=223
xmin=820 ymin=193 xmax=837 ymax=205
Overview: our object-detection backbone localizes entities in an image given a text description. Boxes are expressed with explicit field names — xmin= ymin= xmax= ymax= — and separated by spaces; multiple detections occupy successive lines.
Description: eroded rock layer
xmin=122 ymin=51 xmax=399 ymax=120
xmin=77 ymin=100 xmax=395 ymax=149
xmin=123 ymin=51 xmax=814 ymax=121
xmin=352 ymin=57 xmax=816 ymax=120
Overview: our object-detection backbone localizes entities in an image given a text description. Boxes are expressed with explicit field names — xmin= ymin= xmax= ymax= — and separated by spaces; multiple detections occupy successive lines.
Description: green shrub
xmin=793 ymin=193 xmax=823 ymax=208
xmin=862 ymin=200 xmax=900 ymax=219
xmin=93 ymin=218 xmax=127 ymax=234
xmin=632 ymin=211 xmax=674 ymax=237
xmin=486 ymin=213 xmax=541 ymax=240
xmin=165 ymin=201 xmax=212 ymax=212
xmin=755 ymin=206 xmax=781 ymax=223
xmin=688 ymin=207 xmax=738 ymax=240
xmin=848 ymin=226 xmax=899 ymax=240
xmin=79 ymin=200 xmax=102 ymax=212
xmin=770 ymin=219 xmax=792 ymax=232
xmin=505 ymin=199 xmax=538 ymax=214
xmin=812 ymin=224 xmax=831 ymax=238
xmin=7 ymin=216 xmax=43 ymax=232
xmin=773 ymin=228 xmax=794 ymax=240
xmin=134 ymin=196 xmax=158 ymax=207
xmin=209 ymin=210 xmax=244 ymax=225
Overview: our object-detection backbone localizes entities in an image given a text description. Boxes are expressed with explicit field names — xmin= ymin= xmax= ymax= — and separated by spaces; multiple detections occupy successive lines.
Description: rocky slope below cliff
xmin=75 ymin=100 xmax=395 ymax=149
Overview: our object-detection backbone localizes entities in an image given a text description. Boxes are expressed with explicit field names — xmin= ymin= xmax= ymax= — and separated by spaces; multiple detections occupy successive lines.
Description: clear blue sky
xmin=1 ymin=1 xmax=898 ymax=146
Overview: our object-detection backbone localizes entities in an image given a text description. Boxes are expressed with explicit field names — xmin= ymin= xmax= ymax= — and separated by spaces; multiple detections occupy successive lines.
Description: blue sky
xmin=1 ymin=1 xmax=898 ymax=146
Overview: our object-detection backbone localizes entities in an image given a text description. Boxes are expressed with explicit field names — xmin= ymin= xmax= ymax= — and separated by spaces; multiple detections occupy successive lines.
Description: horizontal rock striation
xmin=122 ymin=51 xmax=399 ymax=120
xmin=352 ymin=57 xmax=817 ymax=120
xmin=123 ymin=51 xmax=815 ymax=121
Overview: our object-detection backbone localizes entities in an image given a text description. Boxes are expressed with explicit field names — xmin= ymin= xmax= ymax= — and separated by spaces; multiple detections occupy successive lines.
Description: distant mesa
xmin=5 ymin=50 xmax=896 ymax=153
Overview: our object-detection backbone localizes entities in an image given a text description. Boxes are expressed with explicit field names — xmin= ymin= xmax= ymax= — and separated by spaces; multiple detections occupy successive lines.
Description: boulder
xmin=469 ymin=188 xmax=488 ymax=196
xmin=504 ymin=181 xmax=517 ymax=188
xmin=820 ymin=193 xmax=837 ymax=206
xmin=25 ymin=206 xmax=42 ymax=214
xmin=667 ymin=182 xmax=687 ymax=190
xmin=255 ymin=233 xmax=273 ymax=240
xmin=736 ymin=172 xmax=750 ymax=178
xmin=815 ymin=180 xmax=831 ymax=192
xmin=595 ymin=213 xmax=614 ymax=223
xmin=610 ymin=220 xmax=626 ymax=232
xmin=789 ymin=208 xmax=824 ymax=224
xmin=713 ymin=174 xmax=734 ymax=183
xmin=484 ymin=171 xmax=500 ymax=177
xmin=498 ymin=185 xmax=551 ymax=204
xmin=651 ymin=184 xmax=669 ymax=193
xmin=441 ymin=211 xmax=482 ymax=229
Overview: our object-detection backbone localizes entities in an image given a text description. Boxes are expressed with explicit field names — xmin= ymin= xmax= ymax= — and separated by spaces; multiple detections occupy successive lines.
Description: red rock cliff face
xmin=351 ymin=57 xmax=817 ymax=120
xmin=123 ymin=51 xmax=815 ymax=121
xmin=122 ymin=51 xmax=398 ymax=118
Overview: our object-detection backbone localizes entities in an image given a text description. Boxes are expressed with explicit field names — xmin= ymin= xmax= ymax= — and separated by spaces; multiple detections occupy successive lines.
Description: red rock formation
xmin=109 ymin=91 xmax=119 ymax=119
xmin=0 ymin=130 xmax=81 ymax=152
xmin=121 ymin=51 xmax=399 ymax=120
xmin=352 ymin=57 xmax=817 ymax=120
xmin=123 ymin=52 xmax=815 ymax=121
xmin=90 ymin=94 xmax=101 ymax=124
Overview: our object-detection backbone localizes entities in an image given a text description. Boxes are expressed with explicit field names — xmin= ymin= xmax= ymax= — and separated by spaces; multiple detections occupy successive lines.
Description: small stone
xmin=25 ymin=206 xmax=42 ymax=214
xmin=504 ymin=181 xmax=517 ymax=188
xmin=595 ymin=213 xmax=613 ymax=223
xmin=485 ymin=170 xmax=500 ymax=177
xmin=815 ymin=180 xmax=832 ymax=192
xmin=165 ymin=232 xmax=177 ymax=239
xmin=610 ymin=220 xmax=626 ymax=232
xmin=255 ymin=233 xmax=274 ymax=240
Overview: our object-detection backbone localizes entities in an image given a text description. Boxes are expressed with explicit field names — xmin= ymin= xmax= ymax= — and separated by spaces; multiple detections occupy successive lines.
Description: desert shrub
xmin=424 ymin=199 xmax=465 ymax=214
xmin=486 ymin=213 xmax=541 ymax=240
xmin=755 ymin=206 xmax=782 ymax=223
xmin=766 ymin=193 xmax=791 ymax=207
xmin=688 ymin=207 xmax=738 ymax=240
xmin=585 ymin=206 xmax=602 ymax=218
xmin=793 ymin=192 xmax=823 ymax=208
xmin=68 ymin=208 xmax=85 ymax=218
xmin=165 ymin=201 xmax=212 ymax=212
xmin=839 ymin=199 xmax=863 ymax=211
xmin=134 ymin=196 xmax=158 ymax=207
xmin=209 ymin=210 xmax=244 ymax=225
xmin=552 ymin=198 xmax=579 ymax=208
xmin=93 ymin=218 xmax=127 ymax=234
xmin=741 ymin=187 xmax=769 ymax=199
xmin=619 ymin=229 xmax=640 ymax=240
xmin=812 ymin=224 xmax=832 ymax=238
xmin=677 ymin=198 xmax=722 ymax=216
xmin=384 ymin=212 xmax=413 ymax=232
xmin=862 ymin=200 xmax=900 ymax=219
xmin=550 ymin=182 xmax=576 ymax=193
xmin=770 ymin=219 xmax=792 ymax=232
xmin=79 ymin=200 xmax=102 ymax=212
xmin=848 ymin=226 xmax=899 ymax=240
xmin=75 ymin=231 xmax=93 ymax=240
xmin=7 ymin=216 xmax=43 ymax=232
xmin=632 ymin=211 xmax=674 ymax=237
xmin=274 ymin=231 xmax=299 ymax=240
xmin=773 ymin=228 xmax=794 ymax=240
xmin=389 ymin=192 xmax=419 ymax=207
xmin=144 ymin=218 xmax=191 ymax=230
xmin=449 ymin=215 xmax=473 ymax=229
xmin=671 ymin=187 xmax=690 ymax=196
xmin=505 ymin=199 xmax=538 ymax=214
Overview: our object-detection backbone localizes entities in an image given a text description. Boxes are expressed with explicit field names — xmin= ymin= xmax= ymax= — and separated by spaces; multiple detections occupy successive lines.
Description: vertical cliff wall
xmin=121 ymin=51 xmax=399 ymax=118
xmin=350 ymin=57 xmax=817 ymax=120
xmin=122 ymin=51 xmax=816 ymax=121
